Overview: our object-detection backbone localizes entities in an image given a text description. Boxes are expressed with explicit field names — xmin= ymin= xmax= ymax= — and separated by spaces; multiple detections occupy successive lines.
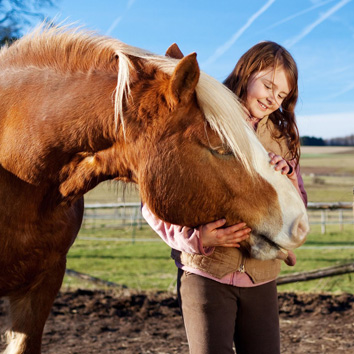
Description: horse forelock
xmin=194 ymin=73 xmax=257 ymax=175
xmin=1 ymin=24 xmax=257 ymax=174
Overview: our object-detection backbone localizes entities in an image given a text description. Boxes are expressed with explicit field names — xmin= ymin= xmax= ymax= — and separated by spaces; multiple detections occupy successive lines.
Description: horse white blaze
xmin=247 ymin=126 xmax=309 ymax=250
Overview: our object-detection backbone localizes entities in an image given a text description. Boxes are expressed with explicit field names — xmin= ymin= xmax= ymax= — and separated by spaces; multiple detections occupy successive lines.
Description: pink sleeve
xmin=141 ymin=204 xmax=214 ymax=256
xmin=287 ymin=161 xmax=308 ymax=206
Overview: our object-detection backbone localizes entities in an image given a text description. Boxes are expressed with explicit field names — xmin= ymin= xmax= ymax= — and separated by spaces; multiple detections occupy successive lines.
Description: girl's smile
xmin=258 ymin=101 xmax=268 ymax=110
xmin=245 ymin=67 xmax=290 ymax=119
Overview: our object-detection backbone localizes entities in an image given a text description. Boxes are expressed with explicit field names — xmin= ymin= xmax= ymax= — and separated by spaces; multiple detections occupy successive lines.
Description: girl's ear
xmin=168 ymin=53 xmax=200 ymax=107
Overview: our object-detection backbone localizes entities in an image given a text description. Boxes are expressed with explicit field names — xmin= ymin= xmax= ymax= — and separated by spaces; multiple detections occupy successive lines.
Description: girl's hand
xmin=200 ymin=219 xmax=251 ymax=248
xmin=269 ymin=152 xmax=290 ymax=175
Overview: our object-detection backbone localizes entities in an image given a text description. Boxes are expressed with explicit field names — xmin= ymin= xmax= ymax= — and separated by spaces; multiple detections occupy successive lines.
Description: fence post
xmin=93 ymin=208 xmax=97 ymax=230
xmin=131 ymin=206 xmax=138 ymax=243
xmin=339 ymin=209 xmax=343 ymax=232
xmin=353 ymin=187 xmax=354 ymax=229
xmin=321 ymin=209 xmax=326 ymax=234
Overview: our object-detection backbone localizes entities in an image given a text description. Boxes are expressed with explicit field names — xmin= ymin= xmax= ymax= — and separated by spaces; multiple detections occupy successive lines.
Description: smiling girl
xmin=143 ymin=41 xmax=307 ymax=354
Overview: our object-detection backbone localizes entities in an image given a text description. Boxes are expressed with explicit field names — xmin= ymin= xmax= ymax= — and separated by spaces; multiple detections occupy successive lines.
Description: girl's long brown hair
xmin=223 ymin=41 xmax=300 ymax=163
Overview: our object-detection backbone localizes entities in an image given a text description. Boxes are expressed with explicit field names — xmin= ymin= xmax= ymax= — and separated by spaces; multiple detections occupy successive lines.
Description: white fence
xmin=307 ymin=202 xmax=353 ymax=234
xmin=82 ymin=202 xmax=354 ymax=235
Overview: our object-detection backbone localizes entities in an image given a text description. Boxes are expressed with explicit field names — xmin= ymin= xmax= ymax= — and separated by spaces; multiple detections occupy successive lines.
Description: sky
xmin=27 ymin=0 xmax=354 ymax=139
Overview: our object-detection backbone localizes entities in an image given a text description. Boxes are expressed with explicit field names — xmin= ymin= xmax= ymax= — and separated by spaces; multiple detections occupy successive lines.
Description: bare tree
xmin=0 ymin=0 xmax=56 ymax=44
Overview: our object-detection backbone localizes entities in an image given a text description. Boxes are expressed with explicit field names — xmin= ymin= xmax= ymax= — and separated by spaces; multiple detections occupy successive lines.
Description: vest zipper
xmin=238 ymin=264 xmax=245 ymax=273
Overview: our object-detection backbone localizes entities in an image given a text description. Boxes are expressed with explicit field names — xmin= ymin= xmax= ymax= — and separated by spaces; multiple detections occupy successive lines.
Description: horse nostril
xmin=292 ymin=213 xmax=309 ymax=242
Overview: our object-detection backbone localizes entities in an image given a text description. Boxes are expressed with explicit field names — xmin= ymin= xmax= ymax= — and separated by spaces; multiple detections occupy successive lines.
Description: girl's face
xmin=245 ymin=67 xmax=290 ymax=119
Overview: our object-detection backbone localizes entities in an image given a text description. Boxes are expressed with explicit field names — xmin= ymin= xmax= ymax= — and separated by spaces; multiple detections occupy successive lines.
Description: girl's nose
xmin=266 ymin=95 xmax=275 ymax=106
xmin=267 ymin=94 xmax=280 ymax=108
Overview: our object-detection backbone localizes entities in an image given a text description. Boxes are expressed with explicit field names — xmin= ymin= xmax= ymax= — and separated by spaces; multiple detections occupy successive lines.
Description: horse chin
xmin=247 ymin=233 xmax=289 ymax=261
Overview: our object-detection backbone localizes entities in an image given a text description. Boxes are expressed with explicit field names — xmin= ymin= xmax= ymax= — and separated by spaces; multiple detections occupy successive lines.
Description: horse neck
xmin=0 ymin=67 xmax=124 ymax=186
xmin=48 ymin=71 xmax=120 ymax=151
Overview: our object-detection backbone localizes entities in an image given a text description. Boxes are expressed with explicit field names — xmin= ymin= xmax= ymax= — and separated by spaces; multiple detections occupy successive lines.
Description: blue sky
xmin=29 ymin=0 xmax=354 ymax=139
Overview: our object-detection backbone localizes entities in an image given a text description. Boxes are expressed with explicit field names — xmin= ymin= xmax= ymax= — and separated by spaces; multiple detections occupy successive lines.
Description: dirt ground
xmin=1 ymin=289 xmax=353 ymax=354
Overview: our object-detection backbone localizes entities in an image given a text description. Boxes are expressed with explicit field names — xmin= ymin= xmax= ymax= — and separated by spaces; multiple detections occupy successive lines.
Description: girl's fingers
xmin=214 ymin=222 xmax=248 ymax=238
xmin=218 ymin=225 xmax=251 ymax=237
xmin=205 ymin=218 xmax=226 ymax=231
xmin=220 ymin=235 xmax=249 ymax=247
xmin=218 ymin=229 xmax=251 ymax=244
xmin=221 ymin=243 xmax=242 ymax=248
xmin=269 ymin=154 xmax=290 ymax=174
xmin=270 ymin=156 xmax=282 ymax=165
xmin=281 ymin=165 xmax=290 ymax=174
xmin=202 ymin=220 xmax=251 ymax=247
xmin=235 ymin=228 xmax=251 ymax=238
xmin=274 ymin=160 xmax=286 ymax=170
xmin=222 ymin=222 xmax=247 ymax=234
xmin=276 ymin=161 xmax=290 ymax=174
xmin=269 ymin=153 xmax=284 ymax=165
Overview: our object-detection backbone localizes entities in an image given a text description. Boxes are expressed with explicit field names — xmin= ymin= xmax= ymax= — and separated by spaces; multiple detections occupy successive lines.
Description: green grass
xmin=300 ymin=147 xmax=354 ymax=175
xmin=277 ymin=225 xmax=354 ymax=293
xmin=84 ymin=180 xmax=140 ymax=204
xmin=300 ymin=147 xmax=354 ymax=202
xmin=303 ymin=175 xmax=353 ymax=202
xmin=301 ymin=153 xmax=354 ymax=172
xmin=63 ymin=226 xmax=177 ymax=291
xmin=62 ymin=224 xmax=354 ymax=294
xmin=61 ymin=147 xmax=354 ymax=294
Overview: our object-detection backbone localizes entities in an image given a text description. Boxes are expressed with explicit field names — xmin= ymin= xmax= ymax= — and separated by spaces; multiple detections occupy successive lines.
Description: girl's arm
xmin=142 ymin=204 xmax=250 ymax=255
xmin=142 ymin=204 xmax=213 ymax=255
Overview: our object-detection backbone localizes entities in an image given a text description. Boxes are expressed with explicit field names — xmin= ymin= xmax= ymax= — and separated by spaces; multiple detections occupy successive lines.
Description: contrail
xmin=202 ymin=0 xmax=276 ymax=67
xmin=262 ymin=0 xmax=336 ymax=32
xmin=105 ymin=0 xmax=136 ymax=36
xmin=105 ymin=16 xmax=122 ymax=36
xmin=284 ymin=0 xmax=352 ymax=48
xmin=306 ymin=64 xmax=354 ymax=82
xmin=325 ymin=81 xmax=354 ymax=99
xmin=127 ymin=0 xmax=136 ymax=9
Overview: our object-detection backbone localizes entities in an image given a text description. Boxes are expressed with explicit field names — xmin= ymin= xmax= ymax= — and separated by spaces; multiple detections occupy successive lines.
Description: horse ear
xmin=165 ymin=43 xmax=184 ymax=59
xmin=168 ymin=52 xmax=200 ymax=107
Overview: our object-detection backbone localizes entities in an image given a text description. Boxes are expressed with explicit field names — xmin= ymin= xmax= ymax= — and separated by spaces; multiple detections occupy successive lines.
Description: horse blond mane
xmin=112 ymin=35 xmax=257 ymax=174
xmin=1 ymin=24 xmax=256 ymax=173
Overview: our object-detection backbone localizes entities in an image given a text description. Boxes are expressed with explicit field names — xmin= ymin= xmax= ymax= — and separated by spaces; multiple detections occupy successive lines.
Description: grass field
xmin=62 ymin=146 xmax=354 ymax=293
xmin=300 ymin=146 xmax=354 ymax=202
xmin=62 ymin=224 xmax=354 ymax=293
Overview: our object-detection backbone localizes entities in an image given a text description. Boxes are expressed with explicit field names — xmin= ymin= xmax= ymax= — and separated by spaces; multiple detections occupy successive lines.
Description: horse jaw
xmin=245 ymin=210 xmax=308 ymax=261
xmin=262 ymin=165 xmax=309 ymax=251
xmin=245 ymin=153 xmax=309 ymax=260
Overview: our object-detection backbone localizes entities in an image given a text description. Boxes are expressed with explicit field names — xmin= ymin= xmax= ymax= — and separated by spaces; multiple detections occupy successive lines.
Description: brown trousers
xmin=177 ymin=269 xmax=280 ymax=354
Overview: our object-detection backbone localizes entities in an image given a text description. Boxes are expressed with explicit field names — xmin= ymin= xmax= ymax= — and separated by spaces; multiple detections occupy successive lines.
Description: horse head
xmin=134 ymin=43 xmax=309 ymax=260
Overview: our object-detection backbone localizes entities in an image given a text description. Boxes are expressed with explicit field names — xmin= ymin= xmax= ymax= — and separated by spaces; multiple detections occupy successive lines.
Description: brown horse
xmin=0 ymin=25 xmax=309 ymax=353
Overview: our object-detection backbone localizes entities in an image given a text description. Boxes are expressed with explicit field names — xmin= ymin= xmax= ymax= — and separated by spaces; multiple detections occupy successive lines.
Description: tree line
xmin=300 ymin=134 xmax=354 ymax=146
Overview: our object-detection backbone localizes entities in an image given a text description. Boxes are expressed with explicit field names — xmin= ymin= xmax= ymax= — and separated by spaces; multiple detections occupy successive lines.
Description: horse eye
xmin=211 ymin=146 xmax=233 ymax=156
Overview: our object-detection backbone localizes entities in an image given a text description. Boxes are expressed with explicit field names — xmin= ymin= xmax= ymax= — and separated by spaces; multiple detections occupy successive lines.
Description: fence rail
xmin=307 ymin=202 xmax=353 ymax=234
xmin=82 ymin=202 xmax=354 ymax=236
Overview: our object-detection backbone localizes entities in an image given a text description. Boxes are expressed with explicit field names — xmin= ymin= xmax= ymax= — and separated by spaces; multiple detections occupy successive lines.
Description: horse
xmin=0 ymin=25 xmax=309 ymax=354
